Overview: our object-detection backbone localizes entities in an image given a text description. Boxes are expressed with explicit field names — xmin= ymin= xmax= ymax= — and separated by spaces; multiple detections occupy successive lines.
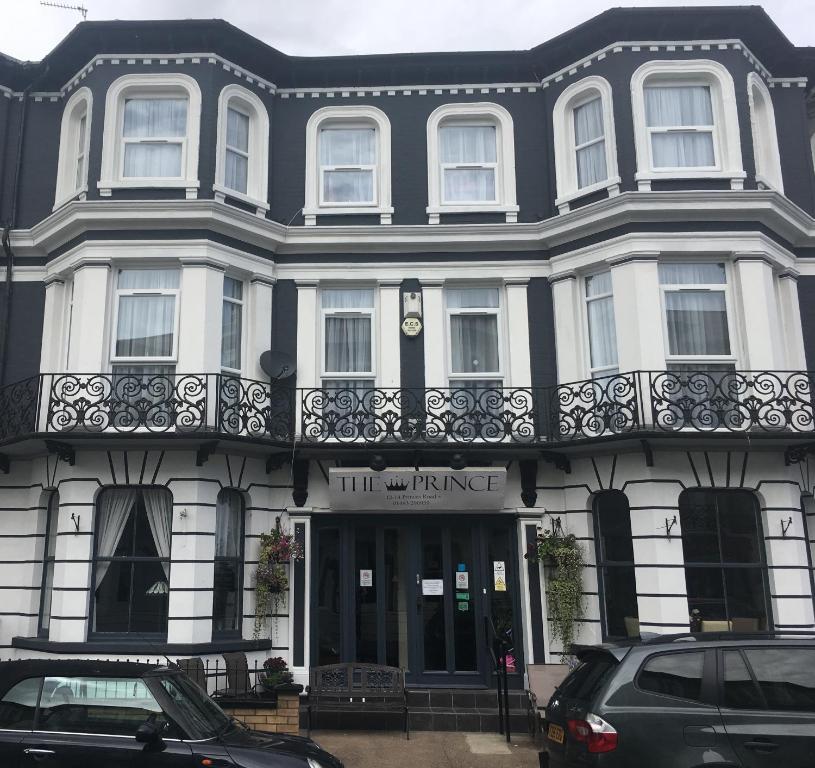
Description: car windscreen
xmin=556 ymin=653 xmax=619 ymax=703
xmin=155 ymin=674 xmax=231 ymax=740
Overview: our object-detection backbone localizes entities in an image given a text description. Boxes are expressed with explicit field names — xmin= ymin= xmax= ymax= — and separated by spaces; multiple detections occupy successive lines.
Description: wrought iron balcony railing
xmin=0 ymin=370 xmax=813 ymax=446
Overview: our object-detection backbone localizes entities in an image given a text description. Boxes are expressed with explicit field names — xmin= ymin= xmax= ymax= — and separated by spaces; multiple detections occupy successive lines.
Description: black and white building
xmin=0 ymin=7 xmax=815 ymax=690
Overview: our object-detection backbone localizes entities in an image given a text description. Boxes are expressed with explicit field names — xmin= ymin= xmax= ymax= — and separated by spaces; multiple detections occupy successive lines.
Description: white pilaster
xmin=422 ymin=281 xmax=445 ymax=387
xmin=550 ymin=274 xmax=580 ymax=383
xmin=505 ymin=279 xmax=532 ymax=388
xmin=378 ymin=281 xmax=401 ymax=389
xmin=176 ymin=261 xmax=224 ymax=373
xmin=734 ymin=256 xmax=785 ymax=369
xmin=295 ymin=282 xmax=318 ymax=389
xmin=248 ymin=276 xmax=275 ymax=381
xmin=778 ymin=272 xmax=807 ymax=369
xmin=40 ymin=277 xmax=67 ymax=373
xmin=67 ymin=263 xmax=110 ymax=372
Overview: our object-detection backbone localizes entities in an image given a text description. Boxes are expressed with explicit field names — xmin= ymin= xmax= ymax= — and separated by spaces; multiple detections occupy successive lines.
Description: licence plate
xmin=547 ymin=723 xmax=565 ymax=744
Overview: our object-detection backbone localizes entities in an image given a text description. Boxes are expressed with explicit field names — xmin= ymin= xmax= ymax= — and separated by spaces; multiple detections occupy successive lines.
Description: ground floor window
xmin=594 ymin=490 xmax=639 ymax=639
xmin=680 ymin=489 xmax=770 ymax=631
xmin=38 ymin=491 xmax=59 ymax=637
xmin=92 ymin=487 xmax=172 ymax=636
xmin=213 ymin=489 xmax=244 ymax=636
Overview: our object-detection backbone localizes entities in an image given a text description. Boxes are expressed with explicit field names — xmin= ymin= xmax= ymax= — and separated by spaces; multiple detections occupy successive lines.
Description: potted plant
xmin=260 ymin=657 xmax=303 ymax=694
xmin=526 ymin=518 xmax=585 ymax=662
xmin=253 ymin=522 xmax=304 ymax=640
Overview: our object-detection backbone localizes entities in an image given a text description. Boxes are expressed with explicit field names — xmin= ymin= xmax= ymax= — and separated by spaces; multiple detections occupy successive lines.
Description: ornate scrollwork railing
xmin=0 ymin=370 xmax=814 ymax=445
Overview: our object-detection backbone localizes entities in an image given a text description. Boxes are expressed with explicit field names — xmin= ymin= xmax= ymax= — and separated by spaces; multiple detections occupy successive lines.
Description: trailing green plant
xmin=253 ymin=524 xmax=303 ymax=640
xmin=526 ymin=521 xmax=585 ymax=661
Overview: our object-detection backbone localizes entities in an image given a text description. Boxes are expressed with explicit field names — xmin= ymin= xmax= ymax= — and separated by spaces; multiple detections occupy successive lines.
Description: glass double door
xmin=312 ymin=516 xmax=521 ymax=686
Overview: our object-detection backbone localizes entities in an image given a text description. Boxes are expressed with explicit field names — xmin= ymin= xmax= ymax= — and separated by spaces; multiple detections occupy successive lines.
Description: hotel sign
xmin=328 ymin=467 xmax=507 ymax=511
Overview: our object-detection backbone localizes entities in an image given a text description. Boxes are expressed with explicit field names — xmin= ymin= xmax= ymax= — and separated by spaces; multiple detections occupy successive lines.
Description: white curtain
xmin=320 ymin=128 xmax=375 ymax=203
xmin=119 ymin=269 xmax=180 ymax=290
xmin=221 ymin=297 xmax=242 ymax=371
xmin=95 ymin=488 xmax=138 ymax=588
xmin=143 ymin=489 xmax=172 ymax=578
xmin=665 ymin=292 xmax=730 ymax=356
xmin=123 ymin=98 xmax=187 ymax=178
xmin=447 ymin=287 xmax=499 ymax=309
xmin=659 ymin=262 xmax=726 ymax=285
xmin=225 ymin=107 xmax=249 ymax=193
xmin=116 ymin=295 xmax=175 ymax=358
xmin=322 ymin=289 xmax=374 ymax=374
xmin=450 ymin=315 xmax=499 ymax=374
xmin=574 ymin=97 xmax=607 ymax=188
xmin=440 ymin=125 xmax=497 ymax=202
xmin=215 ymin=491 xmax=241 ymax=558
xmin=645 ymin=85 xmax=714 ymax=168
xmin=585 ymin=271 xmax=618 ymax=372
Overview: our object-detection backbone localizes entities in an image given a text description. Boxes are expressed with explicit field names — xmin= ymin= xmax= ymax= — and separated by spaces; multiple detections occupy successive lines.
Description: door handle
xmin=23 ymin=748 xmax=55 ymax=756
xmin=743 ymin=739 xmax=780 ymax=752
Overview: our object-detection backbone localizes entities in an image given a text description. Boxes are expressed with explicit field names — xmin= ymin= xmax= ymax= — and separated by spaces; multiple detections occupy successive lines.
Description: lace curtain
xmin=123 ymin=98 xmax=187 ymax=177
xmin=440 ymin=125 xmax=496 ymax=202
xmin=574 ymin=97 xmax=607 ymax=188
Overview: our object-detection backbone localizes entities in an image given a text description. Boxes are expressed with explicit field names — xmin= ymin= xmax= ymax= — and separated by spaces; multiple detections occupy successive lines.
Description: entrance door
xmin=312 ymin=516 xmax=522 ymax=687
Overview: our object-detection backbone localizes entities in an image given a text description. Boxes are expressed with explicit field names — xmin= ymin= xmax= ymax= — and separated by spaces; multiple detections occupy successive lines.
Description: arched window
xmin=214 ymin=85 xmax=270 ymax=216
xmin=92 ymin=487 xmax=172 ymax=636
xmin=553 ymin=76 xmax=620 ymax=212
xmin=594 ymin=491 xmax=639 ymax=639
xmin=426 ymin=102 xmax=518 ymax=223
xmin=98 ymin=73 xmax=201 ymax=198
xmin=38 ymin=491 xmax=59 ymax=637
xmin=54 ymin=87 xmax=92 ymax=209
xmin=748 ymin=73 xmax=783 ymax=192
xmin=304 ymin=105 xmax=393 ymax=225
xmin=680 ymin=489 xmax=770 ymax=631
xmin=214 ymin=489 xmax=244 ymax=636
xmin=631 ymin=60 xmax=745 ymax=190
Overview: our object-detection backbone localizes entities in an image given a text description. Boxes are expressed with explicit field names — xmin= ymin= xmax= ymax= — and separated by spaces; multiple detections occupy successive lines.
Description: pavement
xmin=312 ymin=731 xmax=541 ymax=768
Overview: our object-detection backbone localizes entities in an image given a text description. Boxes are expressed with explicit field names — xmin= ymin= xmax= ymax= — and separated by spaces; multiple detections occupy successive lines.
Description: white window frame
xmin=444 ymin=284 xmax=505 ymax=387
xmin=319 ymin=287 xmax=377 ymax=385
xmin=426 ymin=103 xmax=518 ymax=224
xmin=54 ymin=87 xmax=93 ymax=210
xmin=221 ymin=276 xmax=245 ymax=377
xmin=582 ymin=270 xmax=619 ymax=379
xmin=747 ymin=73 xmax=784 ymax=193
xmin=304 ymin=106 xmax=393 ymax=226
xmin=98 ymin=73 xmax=201 ymax=198
xmin=214 ymin=84 xmax=270 ymax=216
xmin=659 ymin=261 xmax=738 ymax=369
xmin=553 ymin=76 xmax=620 ymax=213
xmin=109 ymin=268 xmax=181 ymax=367
xmin=631 ymin=60 xmax=745 ymax=190
xmin=318 ymin=123 xmax=378 ymax=207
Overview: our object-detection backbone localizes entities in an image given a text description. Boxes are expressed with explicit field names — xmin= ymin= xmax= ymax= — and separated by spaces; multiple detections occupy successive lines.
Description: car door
xmin=20 ymin=674 xmax=194 ymax=768
xmin=0 ymin=676 xmax=41 ymax=764
xmin=719 ymin=647 xmax=815 ymax=767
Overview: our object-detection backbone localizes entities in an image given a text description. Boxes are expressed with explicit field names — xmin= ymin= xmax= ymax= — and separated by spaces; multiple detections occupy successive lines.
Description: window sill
xmin=213 ymin=183 xmax=269 ymax=217
xmin=303 ymin=205 xmax=394 ymax=226
xmin=555 ymin=177 xmax=621 ymax=213
xmin=98 ymin=179 xmax=200 ymax=199
xmin=635 ymin=170 xmax=746 ymax=191
xmin=425 ymin=203 xmax=519 ymax=224
xmin=12 ymin=635 xmax=275 ymax=655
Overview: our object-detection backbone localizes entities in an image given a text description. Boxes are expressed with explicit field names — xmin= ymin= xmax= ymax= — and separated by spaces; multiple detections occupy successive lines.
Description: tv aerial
xmin=259 ymin=350 xmax=296 ymax=382
xmin=40 ymin=1 xmax=88 ymax=20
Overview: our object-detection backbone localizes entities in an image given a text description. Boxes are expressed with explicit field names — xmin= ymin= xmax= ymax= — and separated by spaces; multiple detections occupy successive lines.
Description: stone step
xmin=406 ymin=689 xmax=527 ymax=711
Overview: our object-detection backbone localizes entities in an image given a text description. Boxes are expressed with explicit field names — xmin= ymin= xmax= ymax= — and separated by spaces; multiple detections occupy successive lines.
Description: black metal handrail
xmin=485 ymin=615 xmax=511 ymax=743
xmin=0 ymin=370 xmax=814 ymax=446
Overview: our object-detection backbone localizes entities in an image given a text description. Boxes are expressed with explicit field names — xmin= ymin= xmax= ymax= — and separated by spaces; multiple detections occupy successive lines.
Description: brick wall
xmin=223 ymin=693 xmax=301 ymax=735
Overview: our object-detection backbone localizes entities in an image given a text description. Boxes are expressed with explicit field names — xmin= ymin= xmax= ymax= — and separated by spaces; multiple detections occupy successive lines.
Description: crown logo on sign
xmin=385 ymin=480 xmax=408 ymax=492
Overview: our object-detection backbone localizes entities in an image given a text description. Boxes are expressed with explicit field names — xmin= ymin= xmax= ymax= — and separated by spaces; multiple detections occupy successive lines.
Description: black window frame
xmin=89 ymin=486 xmax=172 ymax=641
xmin=679 ymin=488 xmax=773 ymax=631
xmin=37 ymin=491 xmax=59 ymax=639
xmin=593 ymin=490 xmax=639 ymax=641
xmin=213 ymin=488 xmax=245 ymax=639
xmin=634 ymin=648 xmax=718 ymax=706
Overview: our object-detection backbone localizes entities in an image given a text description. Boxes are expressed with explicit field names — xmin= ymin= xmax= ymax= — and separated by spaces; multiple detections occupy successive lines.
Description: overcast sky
xmin=1 ymin=0 xmax=813 ymax=62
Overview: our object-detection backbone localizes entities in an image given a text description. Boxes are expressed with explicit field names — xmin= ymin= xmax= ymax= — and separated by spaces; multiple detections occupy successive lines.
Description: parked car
xmin=0 ymin=658 xmax=343 ymax=768
xmin=542 ymin=633 xmax=815 ymax=767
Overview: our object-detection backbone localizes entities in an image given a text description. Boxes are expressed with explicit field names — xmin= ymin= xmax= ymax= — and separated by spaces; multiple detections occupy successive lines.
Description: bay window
xmin=122 ymin=97 xmax=188 ymax=179
xmin=585 ymin=271 xmax=619 ymax=378
xmin=213 ymin=490 xmax=244 ymax=636
xmin=574 ymin=97 xmax=607 ymax=189
xmin=38 ymin=492 xmax=59 ymax=637
xmin=54 ymin=87 xmax=92 ymax=208
xmin=748 ymin=73 xmax=783 ymax=191
xmin=221 ymin=277 xmax=243 ymax=375
xmin=320 ymin=127 xmax=376 ymax=204
xmin=92 ymin=487 xmax=172 ymax=636
xmin=224 ymin=107 xmax=250 ymax=194
xmin=439 ymin=124 xmax=497 ymax=203
xmin=644 ymin=84 xmax=716 ymax=169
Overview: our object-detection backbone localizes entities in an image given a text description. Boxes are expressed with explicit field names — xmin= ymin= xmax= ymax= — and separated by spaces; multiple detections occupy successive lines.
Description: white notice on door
xmin=422 ymin=579 xmax=444 ymax=596
xmin=360 ymin=569 xmax=373 ymax=587
xmin=493 ymin=561 xmax=506 ymax=592
xmin=455 ymin=571 xmax=469 ymax=590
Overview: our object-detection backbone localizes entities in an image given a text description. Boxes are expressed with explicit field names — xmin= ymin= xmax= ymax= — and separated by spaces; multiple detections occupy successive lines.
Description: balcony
xmin=0 ymin=370 xmax=814 ymax=449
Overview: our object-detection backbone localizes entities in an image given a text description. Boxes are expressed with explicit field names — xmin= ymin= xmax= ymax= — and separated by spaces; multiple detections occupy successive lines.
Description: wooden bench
xmin=306 ymin=663 xmax=409 ymax=738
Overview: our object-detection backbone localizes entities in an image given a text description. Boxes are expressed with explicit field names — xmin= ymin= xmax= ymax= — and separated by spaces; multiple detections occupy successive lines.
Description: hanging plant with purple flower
xmin=253 ymin=523 xmax=305 ymax=639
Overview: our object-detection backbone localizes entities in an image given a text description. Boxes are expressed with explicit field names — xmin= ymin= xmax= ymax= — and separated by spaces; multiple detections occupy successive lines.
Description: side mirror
xmin=135 ymin=720 xmax=163 ymax=745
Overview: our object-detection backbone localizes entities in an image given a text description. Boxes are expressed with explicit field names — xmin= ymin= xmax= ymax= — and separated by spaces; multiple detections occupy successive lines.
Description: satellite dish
xmin=260 ymin=350 xmax=296 ymax=381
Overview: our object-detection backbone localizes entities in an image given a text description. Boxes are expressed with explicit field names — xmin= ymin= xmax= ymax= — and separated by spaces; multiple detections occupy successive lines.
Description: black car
xmin=542 ymin=633 xmax=815 ymax=767
xmin=0 ymin=659 xmax=342 ymax=768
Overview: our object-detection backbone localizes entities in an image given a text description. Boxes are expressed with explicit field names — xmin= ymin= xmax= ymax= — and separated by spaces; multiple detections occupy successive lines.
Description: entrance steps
xmin=301 ymin=688 xmax=529 ymax=733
